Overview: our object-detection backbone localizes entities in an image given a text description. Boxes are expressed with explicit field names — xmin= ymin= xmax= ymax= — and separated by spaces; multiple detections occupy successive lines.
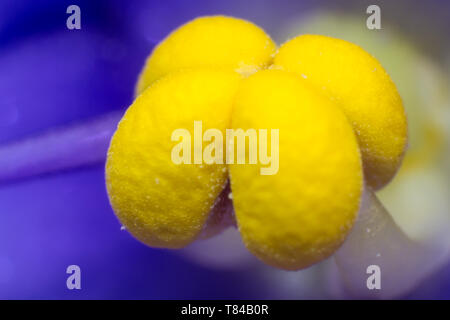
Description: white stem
xmin=334 ymin=186 xmax=438 ymax=298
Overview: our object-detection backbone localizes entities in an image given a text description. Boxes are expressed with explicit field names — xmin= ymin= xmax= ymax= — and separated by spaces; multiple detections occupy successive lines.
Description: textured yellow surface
xmin=229 ymin=70 xmax=363 ymax=270
xmin=136 ymin=16 xmax=276 ymax=95
xmin=274 ymin=35 xmax=407 ymax=189
xmin=106 ymin=69 xmax=241 ymax=248
xmin=106 ymin=16 xmax=408 ymax=271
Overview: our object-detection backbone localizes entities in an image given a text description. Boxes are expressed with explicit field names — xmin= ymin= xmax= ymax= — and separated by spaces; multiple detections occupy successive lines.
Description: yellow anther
xmin=136 ymin=15 xmax=276 ymax=95
xmin=107 ymin=69 xmax=241 ymax=248
xmin=274 ymin=35 xmax=408 ymax=189
xmin=230 ymin=70 xmax=362 ymax=269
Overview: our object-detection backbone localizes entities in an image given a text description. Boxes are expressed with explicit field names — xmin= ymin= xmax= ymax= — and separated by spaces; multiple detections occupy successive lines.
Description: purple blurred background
xmin=0 ymin=0 xmax=449 ymax=299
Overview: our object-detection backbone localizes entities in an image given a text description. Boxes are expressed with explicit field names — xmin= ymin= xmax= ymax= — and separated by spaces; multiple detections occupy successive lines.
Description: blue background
xmin=0 ymin=0 xmax=449 ymax=299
